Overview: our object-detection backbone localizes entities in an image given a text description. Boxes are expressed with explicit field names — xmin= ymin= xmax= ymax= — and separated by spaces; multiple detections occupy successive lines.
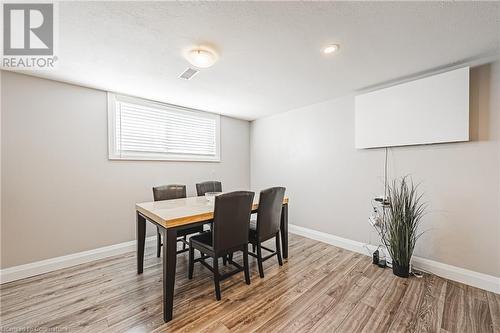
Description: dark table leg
xmin=163 ymin=228 xmax=177 ymax=322
xmin=280 ymin=203 xmax=288 ymax=259
xmin=137 ymin=212 xmax=146 ymax=274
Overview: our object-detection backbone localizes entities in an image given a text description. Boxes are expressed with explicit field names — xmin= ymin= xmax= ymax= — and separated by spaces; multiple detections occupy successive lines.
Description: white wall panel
xmin=355 ymin=67 xmax=470 ymax=149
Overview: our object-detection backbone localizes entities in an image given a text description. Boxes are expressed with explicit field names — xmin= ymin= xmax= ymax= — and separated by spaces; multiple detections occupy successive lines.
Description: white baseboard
xmin=289 ymin=224 xmax=500 ymax=294
xmin=410 ymin=256 xmax=500 ymax=294
xmin=0 ymin=236 xmax=156 ymax=284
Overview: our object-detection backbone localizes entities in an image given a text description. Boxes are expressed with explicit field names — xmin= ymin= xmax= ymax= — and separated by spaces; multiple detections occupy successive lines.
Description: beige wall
xmin=0 ymin=71 xmax=250 ymax=268
xmin=251 ymin=62 xmax=500 ymax=277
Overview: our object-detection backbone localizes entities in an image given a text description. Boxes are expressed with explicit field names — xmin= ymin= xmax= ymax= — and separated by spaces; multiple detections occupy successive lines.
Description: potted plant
xmin=380 ymin=177 xmax=426 ymax=278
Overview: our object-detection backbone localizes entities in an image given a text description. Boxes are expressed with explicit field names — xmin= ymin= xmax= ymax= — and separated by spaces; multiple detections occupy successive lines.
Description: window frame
xmin=107 ymin=93 xmax=221 ymax=162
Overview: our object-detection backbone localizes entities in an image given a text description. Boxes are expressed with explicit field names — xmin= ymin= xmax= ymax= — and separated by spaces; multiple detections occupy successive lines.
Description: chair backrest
xmin=212 ymin=191 xmax=255 ymax=254
xmin=256 ymin=187 xmax=286 ymax=240
xmin=196 ymin=181 xmax=222 ymax=196
xmin=152 ymin=184 xmax=186 ymax=201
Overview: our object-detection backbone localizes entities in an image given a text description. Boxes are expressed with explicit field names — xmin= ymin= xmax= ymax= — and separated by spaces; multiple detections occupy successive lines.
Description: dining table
xmin=135 ymin=193 xmax=289 ymax=322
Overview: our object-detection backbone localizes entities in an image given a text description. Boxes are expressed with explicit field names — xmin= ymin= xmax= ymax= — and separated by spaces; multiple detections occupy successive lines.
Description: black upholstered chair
xmin=249 ymin=187 xmax=286 ymax=278
xmin=188 ymin=191 xmax=254 ymax=300
xmin=153 ymin=184 xmax=204 ymax=257
xmin=195 ymin=181 xmax=222 ymax=236
xmin=196 ymin=181 xmax=222 ymax=196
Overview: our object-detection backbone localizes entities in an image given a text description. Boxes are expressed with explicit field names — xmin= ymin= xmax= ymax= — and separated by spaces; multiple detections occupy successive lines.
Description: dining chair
xmin=188 ymin=191 xmax=254 ymax=300
xmin=195 ymin=180 xmax=222 ymax=238
xmin=153 ymin=184 xmax=204 ymax=257
xmin=248 ymin=187 xmax=286 ymax=278
xmin=195 ymin=181 xmax=222 ymax=196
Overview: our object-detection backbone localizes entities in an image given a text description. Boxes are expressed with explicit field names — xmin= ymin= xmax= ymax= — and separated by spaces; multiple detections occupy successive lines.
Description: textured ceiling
xmin=10 ymin=2 xmax=500 ymax=120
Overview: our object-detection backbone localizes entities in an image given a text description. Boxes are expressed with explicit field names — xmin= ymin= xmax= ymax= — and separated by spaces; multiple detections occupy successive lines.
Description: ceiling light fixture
xmin=323 ymin=44 xmax=340 ymax=54
xmin=185 ymin=48 xmax=218 ymax=68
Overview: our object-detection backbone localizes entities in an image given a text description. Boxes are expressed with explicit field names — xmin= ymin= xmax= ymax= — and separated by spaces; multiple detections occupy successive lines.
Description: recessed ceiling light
xmin=185 ymin=48 xmax=218 ymax=68
xmin=323 ymin=44 xmax=340 ymax=54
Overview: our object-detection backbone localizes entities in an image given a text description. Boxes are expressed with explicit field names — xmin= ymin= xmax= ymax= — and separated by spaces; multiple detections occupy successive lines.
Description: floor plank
xmin=442 ymin=280 xmax=468 ymax=332
xmin=488 ymin=292 xmax=500 ymax=333
xmin=360 ymin=274 xmax=409 ymax=332
xmin=251 ymin=252 xmax=367 ymax=333
xmin=465 ymin=285 xmax=494 ymax=333
xmin=387 ymin=273 xmax=427 ymax=332
xmin=309 ymin=260 xmax=384 ymax=332
xmin=1 ymin=233 xmax=497 ymax=333
xmin=413 ymin=274 xmax=448 ymax=333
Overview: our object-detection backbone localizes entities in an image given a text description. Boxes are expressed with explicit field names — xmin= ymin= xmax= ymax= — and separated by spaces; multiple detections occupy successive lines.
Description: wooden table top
xmin=136 ymin=194 xmax=288 ymax=229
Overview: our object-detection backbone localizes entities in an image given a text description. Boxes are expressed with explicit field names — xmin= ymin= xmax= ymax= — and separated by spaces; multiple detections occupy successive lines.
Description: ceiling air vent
xmin=179 ymin=67 xmax=199 ymax=80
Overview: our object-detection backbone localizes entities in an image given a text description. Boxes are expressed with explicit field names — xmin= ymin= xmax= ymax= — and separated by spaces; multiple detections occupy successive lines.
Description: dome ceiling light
xmin=185 ymin=47 xmax=218 ymax=68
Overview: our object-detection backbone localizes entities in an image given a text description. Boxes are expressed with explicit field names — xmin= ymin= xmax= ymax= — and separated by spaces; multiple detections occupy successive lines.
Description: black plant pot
xmin=392 ymin=262 xmax=410 ymax=278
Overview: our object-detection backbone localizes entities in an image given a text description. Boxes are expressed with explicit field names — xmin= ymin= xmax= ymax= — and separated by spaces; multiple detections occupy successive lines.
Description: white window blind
xmin=108 ymin=93 xmax=220 ymax=161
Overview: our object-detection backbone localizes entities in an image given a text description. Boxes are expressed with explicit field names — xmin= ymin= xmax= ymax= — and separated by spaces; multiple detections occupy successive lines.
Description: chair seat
xmin=249 ymin=218 xmax=278 ymax=243
xmin=177 ymin=225 xmax=204 ymax=237
xmin=249 ymin=219 xmax=257 ymax=242
xmin=249 ymin=217 xmax=257 ymax=230
xmin=190 ymin=231 xmax=214 ymax=253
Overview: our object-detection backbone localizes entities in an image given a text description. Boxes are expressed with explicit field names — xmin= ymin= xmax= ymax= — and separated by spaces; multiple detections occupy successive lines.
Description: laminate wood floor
xmin=1 ymin=234 xmax=498 ymax=332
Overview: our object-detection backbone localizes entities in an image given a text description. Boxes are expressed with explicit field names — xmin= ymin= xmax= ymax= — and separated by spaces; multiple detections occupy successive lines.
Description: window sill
xmin=108 ymin=154 xmax=221 ymax=163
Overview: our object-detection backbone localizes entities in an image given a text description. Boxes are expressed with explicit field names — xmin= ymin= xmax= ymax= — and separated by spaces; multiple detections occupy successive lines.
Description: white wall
xmin=251 ymin=63 xmax=500 ymax=278
xmin=1 ymin=71 xmax=250 ymax=268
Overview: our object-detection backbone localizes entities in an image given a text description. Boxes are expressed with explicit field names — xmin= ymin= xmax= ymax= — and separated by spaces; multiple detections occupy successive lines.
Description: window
xmin=108 ymin=93 xmax=220 ymax=161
